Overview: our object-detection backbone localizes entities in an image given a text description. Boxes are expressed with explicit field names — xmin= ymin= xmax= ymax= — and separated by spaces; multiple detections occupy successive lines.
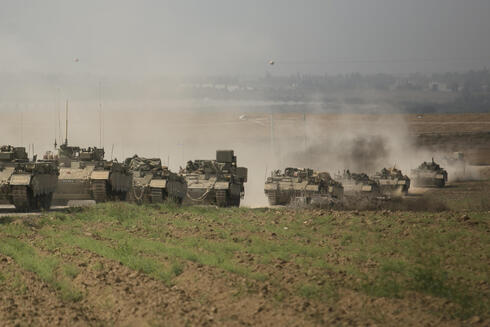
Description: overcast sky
xmin=1 ymin=0 xmax=490 ymax=76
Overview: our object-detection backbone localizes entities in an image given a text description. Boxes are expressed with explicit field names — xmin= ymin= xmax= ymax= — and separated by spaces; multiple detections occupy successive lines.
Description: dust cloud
xmin=277 ymin=114 xmax=432 ymax=176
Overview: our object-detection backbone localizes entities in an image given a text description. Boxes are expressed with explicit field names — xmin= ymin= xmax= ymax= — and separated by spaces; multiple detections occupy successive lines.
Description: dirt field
xmin=0 ymin=179 xmax=489 ymax=326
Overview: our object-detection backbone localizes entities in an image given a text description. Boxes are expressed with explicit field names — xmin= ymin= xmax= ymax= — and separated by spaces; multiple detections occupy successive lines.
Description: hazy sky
xmin=1 ymin=0 xmax=490 ymax=76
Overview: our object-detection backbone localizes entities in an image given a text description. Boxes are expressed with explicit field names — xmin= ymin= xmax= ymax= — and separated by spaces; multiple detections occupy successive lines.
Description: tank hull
xmin=411 ymin=176 xmax=446 ymax=187
xmin=128 ymin=177 xmax=186 ymax=204
xmin=0 ymin=167 xmax=58 ymax=211
xmin=184 ymin=183 xmax=242 ymax=207
xmin=264 ymin=178 xmax=343 ymax=206
xmin=375 ymin=179 xmax=410 ymax=196
xmin=411 ymin=171 xmax=447 ymax=188
xmin=53 ymin=166 xmax=132 ymax=205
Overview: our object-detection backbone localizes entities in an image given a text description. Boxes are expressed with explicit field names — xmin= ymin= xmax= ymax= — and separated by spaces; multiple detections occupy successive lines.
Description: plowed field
xmin=1 ymin=180 xmax=489 ymax=326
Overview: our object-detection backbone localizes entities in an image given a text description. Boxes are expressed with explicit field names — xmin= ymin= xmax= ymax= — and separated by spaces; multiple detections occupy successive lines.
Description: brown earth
xmin=0 ymin=179 xmax=489 ymax=326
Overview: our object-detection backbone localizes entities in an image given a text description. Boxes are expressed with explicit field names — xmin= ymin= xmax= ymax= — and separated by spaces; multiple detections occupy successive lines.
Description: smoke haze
xmin=2 ymin=0 xmax=490 ymax=76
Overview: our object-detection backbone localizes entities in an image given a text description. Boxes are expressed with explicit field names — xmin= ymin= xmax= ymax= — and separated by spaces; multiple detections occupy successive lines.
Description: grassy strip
xmin=65 ymin=203 xmax=332 ymax=262
xmin=99 ymin=229 xmax=267 ymax=281
xmin=38 ymin=228 xmax=182 ymax=285
xmin=0 ymin=237 xmax=82 ymax=301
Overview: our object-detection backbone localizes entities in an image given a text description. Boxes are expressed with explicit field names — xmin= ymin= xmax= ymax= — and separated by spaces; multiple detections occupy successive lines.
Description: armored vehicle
xmin=52 ymin=142 xmax=132 ymax=204
xmin=264 ymin=168 xmax=343 ymax=206
xmin=334 ymin=170 xmax=381 ymax=197
xmin=0 ymin=145 xmax=59 ymax=211
xmin=372 ymin=167 xmax=410 ymax=196
xmin=125 ymin=155 xmax=186 ymax=204
xmin=411 ymin=159 xmax=448 ymax=187
xmin=182 ymin=150 xmax=247 ymax=207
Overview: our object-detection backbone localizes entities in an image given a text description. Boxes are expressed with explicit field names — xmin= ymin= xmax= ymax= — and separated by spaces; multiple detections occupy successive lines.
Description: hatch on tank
xmin=216 ymin=150 xmax=234 ymax=163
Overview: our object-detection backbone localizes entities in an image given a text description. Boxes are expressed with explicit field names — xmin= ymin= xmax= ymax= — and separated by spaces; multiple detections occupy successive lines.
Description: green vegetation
xmin=0 ymin=201 xmax=488 ymax=321
xmin=0 ymin=237 xmax=82 ymax=302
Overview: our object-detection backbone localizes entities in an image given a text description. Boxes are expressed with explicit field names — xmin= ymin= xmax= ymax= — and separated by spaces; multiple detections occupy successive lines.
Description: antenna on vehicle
xmin=111 ymin=144 xmax=114 ymax=160
xmin=65 ymin=100 xmax=69 ymax=145
xmin=20 ymin=111 xmax=23 ymax=146
xmin=98 ymin=81 xmax=103 ymax=148
xmin=58 ymin=99 xmax=62 ymax=145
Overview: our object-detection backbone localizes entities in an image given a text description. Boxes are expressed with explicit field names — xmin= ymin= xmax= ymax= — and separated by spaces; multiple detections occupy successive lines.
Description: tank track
xmin=11 ymin=186 xmax=53 ymax=211
xmin=39 ymin=193 xmax=53 ymax=210
xmin=169 ymin=193 xmax=183 ymax=205
xmin=150 ymin=187 xmax=164 ymax=203
xmin=267 ymin=191 xmax=278 ymax=206
xmin=231 ymin=196 xmax=240 ymax=207
xmin=92 ymin=180 xmax=108 ymax=202
xmin=215 ymin=190 xmax=228 ymax=207
xmin=12 ymin=185 xmax=34 ymax=211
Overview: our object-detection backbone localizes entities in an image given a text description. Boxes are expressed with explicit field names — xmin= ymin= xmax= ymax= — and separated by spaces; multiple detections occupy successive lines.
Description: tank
xmin=264 ymin=168 xmax=343 ymax=206
xmin=334 ymin=170 xmax=381 ymax=197
xmin=372 ymin=167 xmax=410 ymax=196
xmin=0 ymin=145 xmax=59 ymax=211
xmin=411 ymin=159 xmax=448 ymax=187
xmin=124 ymin=155 xmax=186 ymax=204
xmin=52 ymin=142 xmax=132 ymax=205
xmin=182 ymin=150 xmax=247 ymax=207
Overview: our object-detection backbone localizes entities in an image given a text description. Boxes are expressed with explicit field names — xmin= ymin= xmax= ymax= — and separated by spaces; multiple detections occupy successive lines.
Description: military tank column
xmin=0 ymin=145 xmax=59 ymax=211
xmin=264 ymin=168 xmax=343 ymax=206
xmin=1 ymin=137 xmax=452 ymax=210
xmin=125 ymin=155 xmax=186 ymax=204
xmin=52 ymin=142 xmax=132 ymax=205
xmin=182 ymin=150 xmax=247 ymax=207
